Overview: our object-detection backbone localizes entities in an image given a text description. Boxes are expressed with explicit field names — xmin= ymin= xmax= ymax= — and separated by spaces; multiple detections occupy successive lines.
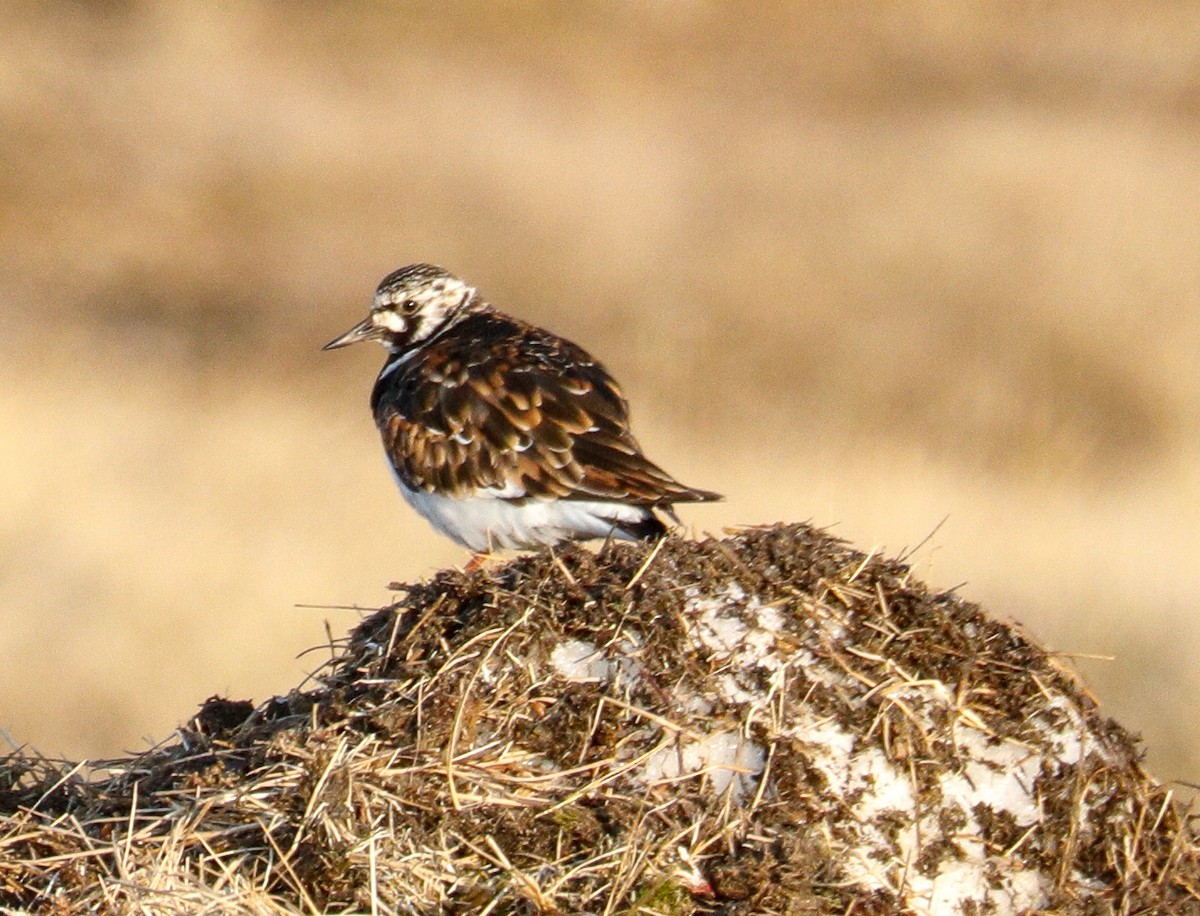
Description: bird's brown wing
xmin=376 ymin=316 xmax=721 ymax=505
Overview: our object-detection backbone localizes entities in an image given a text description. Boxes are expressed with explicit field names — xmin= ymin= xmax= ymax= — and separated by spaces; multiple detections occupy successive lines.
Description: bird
xmin=322 ymin=263 xmax=722 ymax=552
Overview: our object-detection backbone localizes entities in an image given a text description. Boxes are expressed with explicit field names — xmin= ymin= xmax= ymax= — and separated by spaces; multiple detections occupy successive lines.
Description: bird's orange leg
xmin=463 ymin=551 xmax=497 ymax=573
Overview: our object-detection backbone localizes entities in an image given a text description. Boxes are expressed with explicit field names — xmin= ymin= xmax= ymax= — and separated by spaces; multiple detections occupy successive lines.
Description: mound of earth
xmin=2 ymin=523 xmax=1197 ymax=914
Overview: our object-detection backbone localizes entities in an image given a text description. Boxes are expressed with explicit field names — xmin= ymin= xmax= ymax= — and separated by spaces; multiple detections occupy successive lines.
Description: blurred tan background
xmin=2 ymin=3 xmax=1198 ymax=790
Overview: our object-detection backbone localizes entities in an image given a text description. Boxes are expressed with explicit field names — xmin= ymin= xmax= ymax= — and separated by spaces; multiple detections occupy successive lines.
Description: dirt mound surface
xmin=2 ymin=524 xmax=1197 ymax=913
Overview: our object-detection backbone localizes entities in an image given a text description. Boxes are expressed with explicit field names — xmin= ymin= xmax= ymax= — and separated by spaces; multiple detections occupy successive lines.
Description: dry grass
xmin=1 ymin=0 xmax=1199 ymax=800
xmin=2 ymin=525 xmax=1197 ymax=914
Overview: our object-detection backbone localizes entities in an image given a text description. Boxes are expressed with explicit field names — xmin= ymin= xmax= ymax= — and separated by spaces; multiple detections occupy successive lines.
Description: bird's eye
xmin=402 ymin=299 xmax=419 ymax=314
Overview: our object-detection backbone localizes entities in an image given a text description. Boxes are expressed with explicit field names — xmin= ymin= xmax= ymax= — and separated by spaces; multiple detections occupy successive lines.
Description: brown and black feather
xmin=371 ymin=308 xmax=722 ymax=512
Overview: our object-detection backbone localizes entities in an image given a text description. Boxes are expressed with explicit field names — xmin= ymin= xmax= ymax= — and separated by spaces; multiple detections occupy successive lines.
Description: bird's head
xmin=323 ymin=263 xmax=477 ymax=354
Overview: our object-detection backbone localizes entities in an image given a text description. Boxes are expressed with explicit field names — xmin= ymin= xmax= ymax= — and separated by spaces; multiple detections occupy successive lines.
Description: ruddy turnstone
xmin=323 ymin=264 xmax=721 ymax=551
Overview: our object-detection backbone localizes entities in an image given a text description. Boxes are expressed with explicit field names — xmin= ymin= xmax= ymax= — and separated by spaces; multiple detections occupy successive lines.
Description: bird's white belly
xmin=395 ymin=477 xmax=649 ymax=551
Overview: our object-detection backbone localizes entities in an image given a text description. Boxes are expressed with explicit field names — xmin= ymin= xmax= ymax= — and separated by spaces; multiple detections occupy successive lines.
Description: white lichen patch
xmin=792 ymin=719 xmax=1051 ymax=913
xmin=550 ymin=639 xmax=613 ymax=683
xmin=940 ymin=730 xmax=1042 ymax=826
xmin=549 ymin=634 xmax=645 ymax=686
xmin=638 ymin=584 xmax=774 ymax=800
xmin=684 ymin=583 xmax=752 ymax=658
xmin=777 ymin=667 xmax=1132 ymax=916
xmin=683 ymin=582 xmax=792 ymax=707
xmin=784 ymin=688 xmax=1079 ymax=916
xmin=667 ymin=569 xmax=1131 ymax=913
xmin=1034 ymin=693 xmax=1099 ymax=766
xmin=905 ymin=853 xmax=1047 ymax=916
xmin=641 ymin=731 xmax=765 ymax=801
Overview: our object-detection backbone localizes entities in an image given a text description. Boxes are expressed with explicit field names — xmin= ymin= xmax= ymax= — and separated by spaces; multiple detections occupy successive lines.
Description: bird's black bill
xmin=322 ymin=316 xmax=376 ymax=351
